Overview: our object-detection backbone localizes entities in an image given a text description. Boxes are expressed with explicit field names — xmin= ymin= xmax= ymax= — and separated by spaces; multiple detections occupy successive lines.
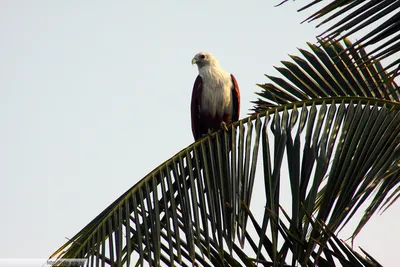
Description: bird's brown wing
xmin=191 ymin=75 xmax=203 ymax=140
xmin=230 ymin=74 xmax=240 ymax=122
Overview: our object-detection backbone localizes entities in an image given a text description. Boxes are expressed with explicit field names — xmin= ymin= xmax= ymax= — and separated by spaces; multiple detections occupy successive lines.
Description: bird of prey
xmin=190 ymin=52 xmax=240 ymax=140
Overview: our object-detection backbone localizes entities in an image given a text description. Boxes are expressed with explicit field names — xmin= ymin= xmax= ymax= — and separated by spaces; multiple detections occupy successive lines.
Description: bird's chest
xmin=200 ymin=76 xmax=232 ymax=117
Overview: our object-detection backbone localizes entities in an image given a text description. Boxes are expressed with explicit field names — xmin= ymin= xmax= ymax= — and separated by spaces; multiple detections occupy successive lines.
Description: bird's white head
xmin=191 ymin=52 xmax=220 ymax=70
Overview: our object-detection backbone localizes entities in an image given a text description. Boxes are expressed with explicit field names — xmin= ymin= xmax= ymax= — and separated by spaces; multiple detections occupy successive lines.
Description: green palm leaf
xmin=50 ymin=117 xmax=262 ymax=266
xmin=253 ymin=39 xmax=399 ymax=111
xmin=276 ymin=0 xmax=400 ymax=80
xmin=49 ymin=39 xmax=399 ymax=266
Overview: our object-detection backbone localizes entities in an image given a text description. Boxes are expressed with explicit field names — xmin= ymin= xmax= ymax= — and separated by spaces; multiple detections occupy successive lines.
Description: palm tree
xmin=49 ymin=1 xmax=400 ymax=266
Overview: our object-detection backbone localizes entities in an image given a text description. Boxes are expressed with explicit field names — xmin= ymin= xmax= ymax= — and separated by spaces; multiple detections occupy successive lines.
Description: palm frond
xmin=49 ymin=40 xmax=400 ymax=266
xmin=49 ymin=116 xmax=263 ymax=266
xmin=50 ymin=101 xmax=399 ymax=266
xmin=256 ymin=101 xmax=399 ymax=265
xmin=276 ymin=0 xmax=400 ymax=81
xmin=253 ymin=39 xmax=400 ymax=111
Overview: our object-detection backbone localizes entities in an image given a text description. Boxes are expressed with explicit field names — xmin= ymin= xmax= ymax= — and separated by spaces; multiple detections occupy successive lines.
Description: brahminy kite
xmin=190 ymin=52 xmax=240 ymax=140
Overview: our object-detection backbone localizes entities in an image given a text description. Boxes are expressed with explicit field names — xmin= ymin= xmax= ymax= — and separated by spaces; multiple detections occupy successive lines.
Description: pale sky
xmin=0 ymin=1 xmax=399 ymax=266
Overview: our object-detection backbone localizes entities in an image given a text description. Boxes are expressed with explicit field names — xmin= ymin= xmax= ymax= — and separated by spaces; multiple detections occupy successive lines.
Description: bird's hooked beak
xmin=191 ymin=58 xmax=197 ymax=65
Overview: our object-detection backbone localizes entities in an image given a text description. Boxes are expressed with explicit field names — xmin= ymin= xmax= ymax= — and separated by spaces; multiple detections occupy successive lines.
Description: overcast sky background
xmin=0 ymin=1 xmax=399 ymax=266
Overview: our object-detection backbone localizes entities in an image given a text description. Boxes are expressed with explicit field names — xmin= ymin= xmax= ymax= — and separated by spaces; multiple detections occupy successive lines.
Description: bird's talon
xmin=221 ymin=122 xmax=229 ymax=132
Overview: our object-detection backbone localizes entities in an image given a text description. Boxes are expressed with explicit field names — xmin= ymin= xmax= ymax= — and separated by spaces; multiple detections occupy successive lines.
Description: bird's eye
xmin=200 ymin=54 xmax=206 ymax=59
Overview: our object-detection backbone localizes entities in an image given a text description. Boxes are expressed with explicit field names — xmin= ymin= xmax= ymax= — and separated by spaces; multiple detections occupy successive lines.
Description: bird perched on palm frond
xmin=190 ymin=52 xmax=240 ymax=140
